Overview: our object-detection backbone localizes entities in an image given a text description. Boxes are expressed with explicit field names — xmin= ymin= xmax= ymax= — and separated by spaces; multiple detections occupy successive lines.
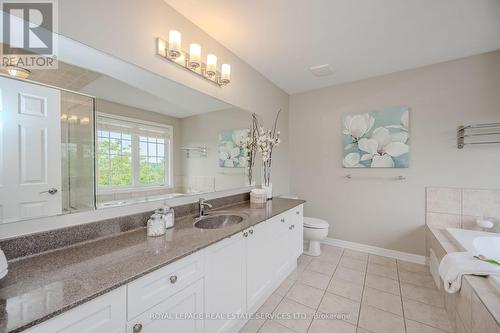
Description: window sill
xmin=97 ymin=185 xmax=173 ymax=195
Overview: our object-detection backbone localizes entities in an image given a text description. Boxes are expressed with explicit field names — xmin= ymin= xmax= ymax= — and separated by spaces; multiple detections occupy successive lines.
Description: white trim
xmin=322 ymin=237 xmax=427 ymax=265
xmin=96 ymin=112 xmax=173 ymax=130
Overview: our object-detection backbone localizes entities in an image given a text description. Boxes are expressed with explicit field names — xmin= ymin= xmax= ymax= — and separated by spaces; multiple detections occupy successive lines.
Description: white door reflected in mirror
xmin=0 ymin=76 xmax=62 ymax=223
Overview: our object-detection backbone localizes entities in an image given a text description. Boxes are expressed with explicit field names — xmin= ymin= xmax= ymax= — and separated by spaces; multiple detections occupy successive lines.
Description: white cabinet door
xmin=245 ymin=221 xmax=275 ymax=313
xmin=0 ymin=76 xmax=62 ymax=222
xmin=126 ymin=279 xmax=204 ymax=333
xmin=272 ymin=213 xmax=294 ymax=279
xmin=205 ymin=233 xmax=246 ymax=333
xmin=291 ymin=205 xmax=304 ymax=258
xmin=26 ymin=287 xmax=126 ymax=333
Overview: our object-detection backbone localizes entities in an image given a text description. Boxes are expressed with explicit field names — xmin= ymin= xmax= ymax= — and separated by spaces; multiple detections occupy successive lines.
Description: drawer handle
xmin=289 ymin=225 xmax=293 ymax=230
xmin=292 ymin=224 xmax=295 ymax=229
xmin=249 ymin=229 xmax=254 ymax=235
xmin=243 ymin=231 xmax=249 ymax=237
xmin=296 ymin=211 xmax=300 ymax=215
xmin=133 ymin=323 xmax=143 ymax=333
xmin=170 ymin=275 xmax=178 ymax=284
xmin=281 ymin=218 xmax=285 ymax=223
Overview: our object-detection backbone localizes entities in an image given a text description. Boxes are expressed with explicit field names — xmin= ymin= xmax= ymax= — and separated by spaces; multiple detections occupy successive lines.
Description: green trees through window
xmin=97 ymin=117 xmax=170 ymax=189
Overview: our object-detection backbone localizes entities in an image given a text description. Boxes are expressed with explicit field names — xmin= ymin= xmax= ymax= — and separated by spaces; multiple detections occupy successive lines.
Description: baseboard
xmin=322 ymin=237 xmax=427 ymax=265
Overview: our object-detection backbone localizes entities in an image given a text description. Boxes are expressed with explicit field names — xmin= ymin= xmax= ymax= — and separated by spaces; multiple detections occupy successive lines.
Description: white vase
xmin=262 ymin=183 xmax=273 ymax=200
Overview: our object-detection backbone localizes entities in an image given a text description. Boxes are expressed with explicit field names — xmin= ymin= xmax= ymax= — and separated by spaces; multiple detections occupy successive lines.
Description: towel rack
xmin=457 ymin=123 xmax=500 ymax=149
xmin=180 ymin=146 xmax=208 ymax=157
xmin=345 ymin=174 xmax=406 ymax=181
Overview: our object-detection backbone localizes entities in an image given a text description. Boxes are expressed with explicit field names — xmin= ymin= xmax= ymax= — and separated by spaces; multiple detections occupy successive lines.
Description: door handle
xmin=40 ymin=188 xmax=58 ymax=195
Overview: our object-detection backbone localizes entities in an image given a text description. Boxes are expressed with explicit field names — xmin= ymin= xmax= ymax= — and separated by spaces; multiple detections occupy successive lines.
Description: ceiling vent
xmin=309 ymin=64 xmax=334 ymax=77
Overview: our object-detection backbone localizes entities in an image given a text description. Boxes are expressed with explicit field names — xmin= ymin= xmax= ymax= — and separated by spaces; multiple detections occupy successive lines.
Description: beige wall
xmin=59 ymin=0 xmax=290 ymax=196
xmin=179 ymin=108 xmax=259 ymax=192
xmin=289 ymin=51 xmax=500 ymax=255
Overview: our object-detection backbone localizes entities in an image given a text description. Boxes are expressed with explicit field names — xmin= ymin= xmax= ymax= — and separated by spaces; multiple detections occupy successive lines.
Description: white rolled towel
xmin=0 ymin=248 xmax=7 ymax=280
xmin=439 ymin=252 xmax=500 ymax=293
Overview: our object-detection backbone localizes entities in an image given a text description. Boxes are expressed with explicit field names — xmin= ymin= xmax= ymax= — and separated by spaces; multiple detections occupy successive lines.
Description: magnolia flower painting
xmin=342 ymin=107 xmax=410 ymax=168
xmin=218 ymin=129 xmax=250 ymax=168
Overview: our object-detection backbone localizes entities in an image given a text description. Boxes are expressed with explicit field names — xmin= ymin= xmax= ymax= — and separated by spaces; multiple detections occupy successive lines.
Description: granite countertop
xmin=427 ymin=226 xmax=500 ymax=326
xmin=0 ymin=198 xmax=305 ymax=332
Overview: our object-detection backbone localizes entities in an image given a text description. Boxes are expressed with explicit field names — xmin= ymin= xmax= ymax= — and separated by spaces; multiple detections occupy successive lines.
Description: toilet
xmin=303 ymin=217 xmax=330 ymax=256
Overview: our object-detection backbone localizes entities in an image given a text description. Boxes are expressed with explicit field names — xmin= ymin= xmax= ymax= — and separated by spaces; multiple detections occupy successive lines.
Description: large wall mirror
xmin=0 ymin=37 xmax=261 ymax=223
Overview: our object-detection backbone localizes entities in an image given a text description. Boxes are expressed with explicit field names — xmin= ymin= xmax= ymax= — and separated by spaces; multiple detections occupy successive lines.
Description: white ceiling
xmin=165 ymin=0 xmax=500 ymax=94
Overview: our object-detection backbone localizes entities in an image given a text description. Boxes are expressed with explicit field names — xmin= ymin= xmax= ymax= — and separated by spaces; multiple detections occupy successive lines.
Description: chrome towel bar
xmin=457 ymin=122 xmax=500 ymax=149
xmin=345 ymin=174 xmax=406 ymax=181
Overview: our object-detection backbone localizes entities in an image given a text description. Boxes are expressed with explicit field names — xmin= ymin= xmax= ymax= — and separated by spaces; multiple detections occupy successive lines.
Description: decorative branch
xmin=257 ymin=109 xmax=281 ymax=187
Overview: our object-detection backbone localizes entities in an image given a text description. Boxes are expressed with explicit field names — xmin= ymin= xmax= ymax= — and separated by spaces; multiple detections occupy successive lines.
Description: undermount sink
xmin=194 ymin=213 xmax=246 ymax=229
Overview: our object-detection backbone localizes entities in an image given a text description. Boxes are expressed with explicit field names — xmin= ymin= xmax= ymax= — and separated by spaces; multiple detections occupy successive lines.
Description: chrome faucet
xmin=198 ymin=198 xmax=213 ymax=217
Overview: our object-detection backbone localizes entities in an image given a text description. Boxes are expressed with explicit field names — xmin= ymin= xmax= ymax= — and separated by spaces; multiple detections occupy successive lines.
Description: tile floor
xmin=239 ymin=244 xmax=453 ymax=333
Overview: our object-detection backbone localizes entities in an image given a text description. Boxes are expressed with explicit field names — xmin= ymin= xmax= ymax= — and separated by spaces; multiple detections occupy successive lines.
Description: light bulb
xmin=220 ymin=64 xmax=231 ymax=85
xmin=206 ymin=54 xmax=217 ymax=77
xmin=168 ymin=30 xmax=181 ymax=58
xmin=189 ymin=43 xmax=201 ymax=69
xmin=6 ymin=66 xmax=30 ymax=79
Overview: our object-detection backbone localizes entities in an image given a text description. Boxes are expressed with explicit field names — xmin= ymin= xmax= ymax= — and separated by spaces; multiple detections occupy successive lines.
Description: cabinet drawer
xmin=26 ymin=287 xmax=126 ymax=333
xmin=126 ymin=279 xmax=204 ymax=333
xmin=127 ymin=252 xmax=204 ymax=320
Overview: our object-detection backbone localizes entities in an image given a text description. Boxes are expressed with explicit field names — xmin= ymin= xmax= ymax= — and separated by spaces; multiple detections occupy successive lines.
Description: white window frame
xmin=96 ymin=112 xmax=173 ymax=194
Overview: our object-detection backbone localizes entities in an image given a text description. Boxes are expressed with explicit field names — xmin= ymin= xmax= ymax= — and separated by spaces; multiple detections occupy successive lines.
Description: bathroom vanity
xmin=0 ymin=198 xmax=304 ymax=333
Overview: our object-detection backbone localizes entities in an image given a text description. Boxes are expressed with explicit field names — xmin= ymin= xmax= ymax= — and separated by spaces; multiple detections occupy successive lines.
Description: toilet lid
xmin=303 ymin=217 xmax=329 ymax=229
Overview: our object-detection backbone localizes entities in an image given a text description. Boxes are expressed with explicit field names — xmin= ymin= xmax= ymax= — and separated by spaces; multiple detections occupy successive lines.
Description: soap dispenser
xmin=147 ymin=213 xmax=166 ymax=237
xmin=163 ymin=205 xmax=175 ymax=230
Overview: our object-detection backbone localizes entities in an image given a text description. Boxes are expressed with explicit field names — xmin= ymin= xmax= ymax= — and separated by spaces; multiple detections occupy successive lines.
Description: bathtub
xmin=446 ymin=228 xmax=500 ymax=291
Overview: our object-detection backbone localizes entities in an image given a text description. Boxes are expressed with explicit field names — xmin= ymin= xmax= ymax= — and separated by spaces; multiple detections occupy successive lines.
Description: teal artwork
xmin=342 ymin=107 xmax=409 ymax=168
xmin=218 ymin=129 xmax=249 ymax=168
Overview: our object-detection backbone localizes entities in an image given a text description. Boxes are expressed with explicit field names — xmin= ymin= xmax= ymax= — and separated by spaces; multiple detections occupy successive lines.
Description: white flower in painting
xmin=238 ymin=156 xmax=248 ymax=167
xmin=386 ymin=110 xmax=409 ymax=132
xmin=401 ymin=110 xmax=409 ymax=130
xmin=232 ymin=129 xmax=249 ymax=146
xmin=219 ymin=142 xmax=241 ymax=167
xmin=358 ymin=127 xmax=409 ymax=167
xmin=343 ymin=152 xmax=366 ymax=168
xmin=343 ymin=113 xmax=375 ymax=141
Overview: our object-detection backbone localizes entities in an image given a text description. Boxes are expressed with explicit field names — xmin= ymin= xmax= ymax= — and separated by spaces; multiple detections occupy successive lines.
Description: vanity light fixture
xmin=157 ymin=31 xmax=231 ymax=87
xmin=6 ymin=65 xmax=30 ymax=79
xmin=68 ymin=115 xmax=78 ymax=123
